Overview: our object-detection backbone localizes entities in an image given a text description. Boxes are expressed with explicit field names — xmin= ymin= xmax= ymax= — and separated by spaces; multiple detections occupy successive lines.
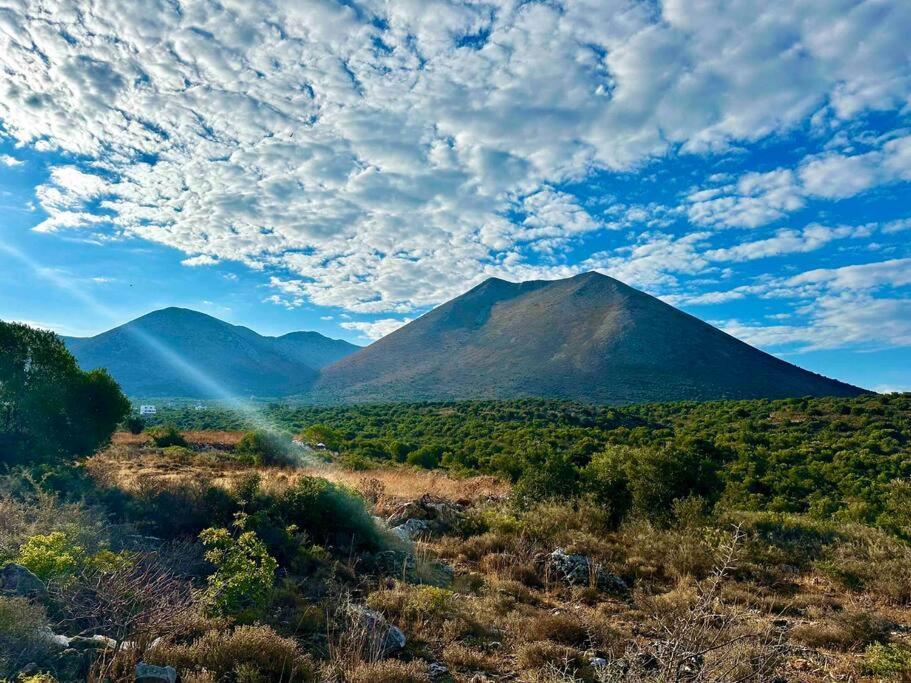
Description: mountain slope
xmin=314 ymin=272 xmax=865 ymax=403
xmin=64 ymin=308 xmax=358 ymax=398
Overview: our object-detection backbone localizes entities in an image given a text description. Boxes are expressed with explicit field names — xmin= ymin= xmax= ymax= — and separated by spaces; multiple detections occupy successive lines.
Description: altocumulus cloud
xmin=0 ymin=0 xmax=910 ymax=331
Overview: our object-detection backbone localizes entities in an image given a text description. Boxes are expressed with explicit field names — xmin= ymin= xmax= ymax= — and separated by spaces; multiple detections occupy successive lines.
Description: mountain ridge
xmin=63 ymin=307 xmax=359 ymax=398
xmin=313 ymin=271 xmax=865 ymax=403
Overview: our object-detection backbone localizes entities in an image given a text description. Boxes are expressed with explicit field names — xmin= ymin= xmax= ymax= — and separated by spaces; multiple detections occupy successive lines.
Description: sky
xmin=0 ymin=0 xmax=909 ymax=392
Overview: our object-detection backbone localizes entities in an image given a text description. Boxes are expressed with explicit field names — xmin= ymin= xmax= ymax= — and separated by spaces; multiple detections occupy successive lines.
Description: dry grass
xmin=112 ymin=430 xmax=245 ymax=448
xmin=90 ymin=435 xmax=508 ymax=504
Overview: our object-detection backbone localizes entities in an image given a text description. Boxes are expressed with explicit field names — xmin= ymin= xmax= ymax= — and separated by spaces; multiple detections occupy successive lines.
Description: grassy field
xmin=33 ymin=431 xmax=905 ymax=681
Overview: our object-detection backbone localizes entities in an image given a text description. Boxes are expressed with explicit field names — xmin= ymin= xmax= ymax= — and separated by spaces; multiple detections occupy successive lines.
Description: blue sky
xmin=0 ymin=0 xmax=909 ymax=392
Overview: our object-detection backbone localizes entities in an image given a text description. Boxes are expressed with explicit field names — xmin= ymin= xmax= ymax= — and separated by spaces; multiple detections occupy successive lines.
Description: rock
xmin=53 ymin=648 xmax=90 ymax=681
xmin=590 ymin=656 xmax=608 ymax=668
xmin=136 ymin=662 xmax=178 ymax=683
xmin=386 ymin=495 xmax=465 ymax=537
xmin=350 ymin=606 xmax=406 ymax=657
xmin=428 ymin=661 xmax=449 ymax=680
xmin=0 ymin=563 xmax=47 ymax=600
xmin=546 ymin=549 xmax=628 ymax=593
xmin=37 ymin=627 xmax=71 ymax=651
xmin=392 ymin=517 xmax=431 ymax=541
xmin=68 ymin=634 xmax=118 ymax=650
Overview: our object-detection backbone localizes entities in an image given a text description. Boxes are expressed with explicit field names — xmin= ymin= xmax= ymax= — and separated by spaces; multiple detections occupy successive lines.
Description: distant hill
xmin=63 ymin=308 xmax=359 ymax=398
xmin=314 ymin=272 xmax=865 ymax=403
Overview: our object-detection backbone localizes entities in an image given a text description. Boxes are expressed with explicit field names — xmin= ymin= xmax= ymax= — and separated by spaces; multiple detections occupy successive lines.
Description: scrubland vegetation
xmin=2 ymin=322 xmax=911 ymax=681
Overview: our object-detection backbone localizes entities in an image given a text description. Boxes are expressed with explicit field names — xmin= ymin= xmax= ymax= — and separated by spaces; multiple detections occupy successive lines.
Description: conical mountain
xmin=314 ymin=272 xmax=864 ymax=403
xmin=63 ymin=307 xmax=358 ymax=397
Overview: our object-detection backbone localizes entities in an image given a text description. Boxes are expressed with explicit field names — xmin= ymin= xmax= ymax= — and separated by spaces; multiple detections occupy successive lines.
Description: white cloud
xmin=0 ymin=154 xmax=22 ymax=166
xmin=688 ymin=135 xmax=911 ymax=229
xmin=181 ymin=255 xmax=219 ymax=267
xmin=0 ymin=0 xmax=908 ymax=312
xmin=340 ymin=317 xmax=413 ymax=340
xmin=721 ymin=295 xmax=911 ymax=352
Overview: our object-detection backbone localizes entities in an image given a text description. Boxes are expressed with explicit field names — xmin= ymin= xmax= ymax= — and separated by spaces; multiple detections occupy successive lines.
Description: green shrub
xmin=234 ymin=430 xmax=293 ymax=466
xmin=864 ymin=643 xmax=911 ymax=677
xmin=512 ymin=448 xmax=578 ymax=507
xmin=16 ymin=531 xmax=82 ymax=580
xmin=146 ymin=424 xmax=187 ymax=448
xmin=298 ymin=424 xmax=344 ymax=451
xmin=200 ymin=518 xmax=277 ymax=616
xmin=124 ymin=415 xmax=145 ymax=435
xmin=406 ymin=445 xmax=442 ymax=469
xmin=15 ymin=530 xmax=133 ymax=581
xmin=269 ymin=476 xmax=383 ymax=550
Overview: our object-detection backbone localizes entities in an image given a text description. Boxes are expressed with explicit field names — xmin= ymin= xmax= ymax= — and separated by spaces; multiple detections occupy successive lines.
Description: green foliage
xmin=234 ymin=429 xmax=293 ymax=466
xmin=15 ymin=530 xmax=133 ymax=581
xmin=513 ymin=447 xmax=578 ymax=507
xmin=15 ymin=531 xmax=82 ymax=580
xmin=200 ymin=516 xmax=278 ymax=616
xmin=146 ymin=393 xmax=911 ymax=531
xmin=298 ymin=423 xmax=344 ymax=451
xmin=268 ymin=476 xmax=383 ymax=550
xmin=124 ymin=415 xmax=145 ymax=434
xmin=406 ymin=444 xmax=442 ymax=469
xmin=146 ymin=424 xmax=187 ymax=447
xmin=0 ymin=321 xmax=129 ymax=465
xmin=864 ymin=643 xmax=911 ymax=677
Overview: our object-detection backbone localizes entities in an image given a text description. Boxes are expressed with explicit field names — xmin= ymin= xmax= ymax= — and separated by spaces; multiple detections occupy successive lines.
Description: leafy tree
xmin=0 ymin=322 xmax=129 ymax=465
xmin=298 ymin=424 xmax=343 ymax=451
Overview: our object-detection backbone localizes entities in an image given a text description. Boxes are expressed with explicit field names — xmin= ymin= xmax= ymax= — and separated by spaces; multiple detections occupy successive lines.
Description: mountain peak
xmin=64 ymin=308 xmax=358 ymax=397
xmin=317 ymin=272 xmax=864 ymax=403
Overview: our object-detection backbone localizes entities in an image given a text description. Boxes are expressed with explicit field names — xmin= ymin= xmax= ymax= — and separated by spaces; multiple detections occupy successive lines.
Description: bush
xmin=16 ymin=531 xmax=83 ymax=580
xmin=200 ymin=519 xmax=277 ymax=616
xmin=347 ymin=660 xmax=429 ymax=683
xmin=269 ymin=476 xmax=383 ymax=550
xmin=792 ymin=610 xmax=890 ymax=650
xmin=406 ymin=445 xmax=442 ymax=469
xmin=235 ymin=430 xmax=293 ymax=466
xmin=512 ymin=447 xmax=578 ymax=507
xmin=864 ymin=643 xmax=911 ymax=677
xmin=0 ymin=596 xmax=51 ymax=676
xmin=148 ymin=624 xmax=316 ymax=681
xmin=125 ymin=415 xmax=145 ymax=435
xmin=146 ymin=424 xmax=187 ymax=448
xmin=298 ymin=424 xmax=344 ymax=451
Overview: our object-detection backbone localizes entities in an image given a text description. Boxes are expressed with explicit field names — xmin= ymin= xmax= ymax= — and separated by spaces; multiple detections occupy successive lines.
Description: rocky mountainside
xmin=314 ymin=272 xmax=864 ymax=403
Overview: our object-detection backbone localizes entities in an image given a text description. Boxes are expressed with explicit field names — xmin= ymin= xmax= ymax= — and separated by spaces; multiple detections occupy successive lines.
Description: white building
xmin=139 ymin=405 xmax=156 ymax=416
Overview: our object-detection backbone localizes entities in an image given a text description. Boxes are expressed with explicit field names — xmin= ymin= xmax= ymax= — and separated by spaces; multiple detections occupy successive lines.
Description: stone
xmin=136 ymin=662 xmax=178 ymax=683
xmin=68 ymin=634 xmax=118 ymax=650
xmin=590 ymin=656 xmax=608 ymax=668
xmin=0 ymin=563 xmax=47 ymax=600
xmin=350 ymin=606 xmax=406 ymax=657
xmin=428 ymin=661 xmax=449 ymax=680
xmin=392 ymin=517 xmax=431 ymax=541
xmin=53 ymin=648 xmax=90 ymax=681
xmin=37 ymin=627 xmax=71 ymax=651
xmin=546 ymin=549 xmax=628 ymax=593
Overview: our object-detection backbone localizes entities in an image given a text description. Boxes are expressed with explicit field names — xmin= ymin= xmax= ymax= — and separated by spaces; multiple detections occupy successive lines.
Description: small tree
xmin=125 ymin=415 xmax=145 ymax=435
xmin=200 ymin=515 xmax=277 ymax=616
